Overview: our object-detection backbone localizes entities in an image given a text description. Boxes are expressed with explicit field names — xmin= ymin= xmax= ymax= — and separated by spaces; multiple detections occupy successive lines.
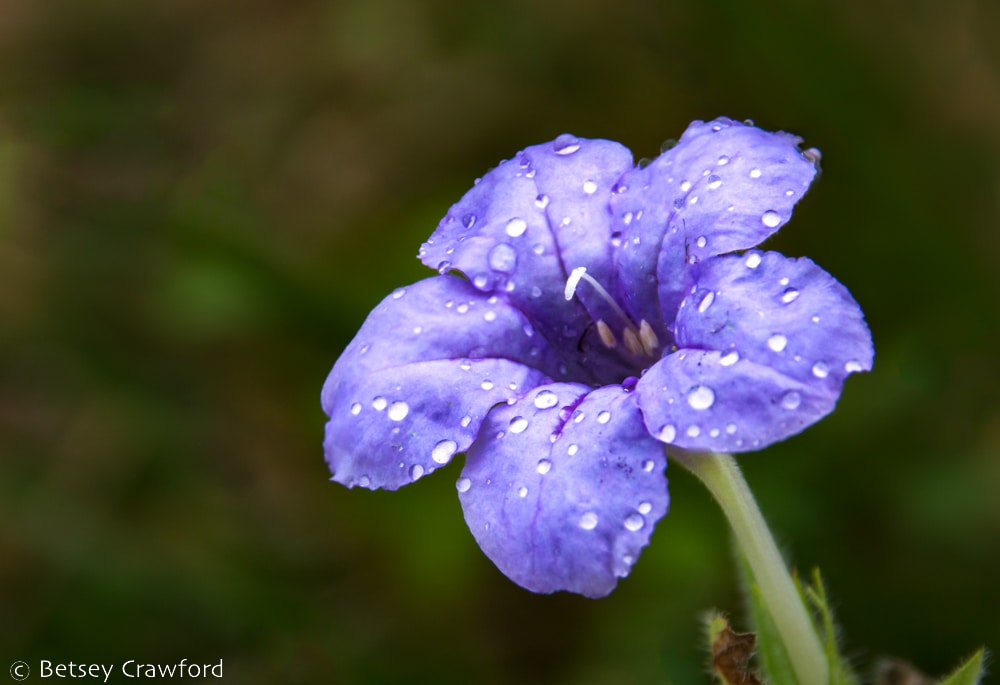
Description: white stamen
xmin=596 ymin=320 xmax=617 ymax=348
xmin=564 ymin=266 xmax=588 ymax=301
xmin=563 ymin=265 xmax=634 ymax=331
xmin=639 ymin=320 xmax=659 ymax=355
xmin=623 ymin=328 xmax=644 ymax=357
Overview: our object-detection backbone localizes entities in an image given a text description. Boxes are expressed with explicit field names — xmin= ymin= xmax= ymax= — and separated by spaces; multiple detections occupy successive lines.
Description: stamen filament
xmin=563 ymin=266 xmax=634 ymax=331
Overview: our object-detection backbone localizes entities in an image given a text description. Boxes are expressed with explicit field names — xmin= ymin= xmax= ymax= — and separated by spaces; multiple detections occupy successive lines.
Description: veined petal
xmin=459 ymin=384 xmax=668 ymax=598
xmin=610 ymin=117 xmax=818 ymax=333
xmin=322 ymin=276 xmax=559 ymax=490
xmin=419 ymin=136 xmax=637 ymax=385
xmin=635 ymin=251 xmax=872 ymax=452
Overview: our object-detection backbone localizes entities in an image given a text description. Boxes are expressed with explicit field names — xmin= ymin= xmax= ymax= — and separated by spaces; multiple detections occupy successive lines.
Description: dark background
xmin=2 ymin=0 xmax=998 ymax=683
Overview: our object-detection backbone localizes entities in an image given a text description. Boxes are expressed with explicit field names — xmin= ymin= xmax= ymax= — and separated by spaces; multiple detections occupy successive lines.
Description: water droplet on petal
xmin=509 ymin=416 xmax=529 ymax=434
xmin=845 ymin=360 xmax=864 ymax=373
xmin=483 ymin=310 xmax=496 ymax=322
xmin=358 ymin=475 xmax=371 ymax=487
xmin=456 ymin=477 xmax=471 ymax=493
xmin=553 ymin=135 xmax=581 ymax=155
xmin=579 ymin=512 xmax=599 ymax=530
xmin=388 ymin=401 xmax=409 ymax=421
xmin=597 ymin=410 xmax=611 ymax=424
xmin=749 ymin=168 xmax=762 ymax=178
xmin=696 ymin=235 xmax=707 ymax=248
xmin=505 ymin=218 xmax=527 ymax=237
xmin=680 ymin=180 xmax=692 ymax=192
xmin=530 ymin=286 xmax=542 ymax=298
xmin=582 ymin=180 xmax=598 ymax=194
xmin=392 ymin=288 xmax=406 ymax=299
xmin=481 ymin=380 xmax=494 ymax=390
xmin=536 ymin=459 xmax=552 ymax=475
xmin=698 ymin=291 xmax=715 ymax=313
xmin=372 ymin=396 xmax=387 ymax=411
xmin=534 ymin=390 xmax=559 ymax=409
xmin=488 ymin=243 xmax=518 ymax=272
xmin=462 ymin=213 xmax=476 ymax=228
xmin=658 ymin=424 xmax=676 ymax=442
xmin=350 ymin=402 xmax=362 ymax=416
xmin=781 ymin=288 xmax=800 ymax=303
xmin=781 ymin=391 xmax=802 ymax=410
xmin=624 ymin=513 xmax=645 ymax=532
xmin=642 ymin=459 xmax=656 ymax=472
xmin=768 ymin=334 xmax=788 ymax=352
xmin=518 ymin=486 xmax=528 ymax=498
xmin=726 ymin=423 xmax=737 ymax=434
xmin=567 ymin=444 xmax=579 ymax=456
xmin=812 ymin=361 xmax=829 ymax=378
xmin=745 ymin=252 xmax=762 ymax=269
xmin=432 ymin=439 xmax=458 ymax=464
xmin=534 ymin=194 xmax=550 ymax=209
xmin=761 ymin=210 xmax=781 ymax=228
xmin=460 ymin=415 xmax=472 ymax=427
xmin=638 ymin=501 xmax=653 ymax=515
xmin=687 ymin=385 xmax=715 ymax=410
xmin=707 ymin=175 xmax=722 ymax=190
xmin=687 ymin=425 xmax=701 ymax=438
xmin=717 ymin=155 xmax=730 ymax=165
xmin=409 ymin=464 xmax=424 ymax=481
xmin=720 ymin=351 xmax=739 ymax=366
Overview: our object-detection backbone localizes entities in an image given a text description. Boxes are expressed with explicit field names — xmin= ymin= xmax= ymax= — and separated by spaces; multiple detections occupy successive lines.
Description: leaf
xmin=803 ymin=569 xmax=860 ymax=685
xmin=938 ymin=649 xmax=987 ymax=685
xmin=705 ymin=613 xmax=764 ymax=685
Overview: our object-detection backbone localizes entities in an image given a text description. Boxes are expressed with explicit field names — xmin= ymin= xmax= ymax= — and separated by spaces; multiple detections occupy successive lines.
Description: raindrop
xmin=573 ymin=410 xmax=585 ymax=423
xmin=707 ymin=175 xmax=723 ymax=190
xmin=597 ymin=411 xmax=611 ymax=424
xmin=567 ymin=444 xmax=579 ymax=456
xmin=624 ymin=513 xmax=645 ymax=532
xmin=409 ymin=464 xmax=424 ymax=481
xmin=720 ymin=351 xmax=739 ymax=366
xmin=717 ymin=155 xmax=730 ymax=165
xmin=781 ymin=288 xmax=800 ymax=303
xmin=432 ymin=439 xmax=458 ymax=464
xmin=531 ymin=286 xmax=542 ymax=298
xmin=658 ymin=424 xmax=676 ymax=442
xmin=460 ymin=415 xmax=472 ymax=427
xmin=484 ymin=310 xmax=497 ymax=322
xmin=357 ymin=475 xmax=370 ymax=487
xmin=660 ymin=138 xmax=678 ymax=153
xmin=373 ymin=396 xmax=387 ymax=411
xmin=698 ymin=291 xmax=715 ymax=313
xmin=642 ymin=459 xmax=656 ymax=472
xmin=687 ymin=385 xmax=715 ymax=410
xmin=535 ymin=194 xmax=550 ymax=209
xmin=350 ymin=402 xmax=362 ymax=416
xmin=761 ymin=210 xmax=781 ymax=228
xmin=437 ymin=260 xmax=452 ymax=274
xmin=583 ymin=180 xmax=598 ymax=194
xmin=505 ymin=218 xmax=527 ymax=237
xmin=553 ymin=135 xmax=581 ymax=155
xmin=534 ymin=390 xmax=559 ymax=409
xmin=745 ymin=252 xmax=762 ymax=269
xmin=532 ymin=244 xmax=544 ymax=255
xmin=680 ymin=180 xmax=692 ymax=192
xmin=388 ymin=401 xmax=409 ymax=421
xmin=687 ymin=425 xmax=701 ymax=438
xmin=462 ymin=213 xmax=476 ymax=228
xmin=481 ymin=380 xmax=495 ymax=390
xmin=638 ymin=501 xmax=653 ymax=515
xmin=536 ymin=459 xmax=552 ymax=475
xmin=767 ymin=334 xmax=788 ymax=352
xmin=726 ymin=424 xmax=737 ymax=434
xmin=696 ymin=235 xmax=707 ymax=248
xmin=579 ymin=512 xmax=599 ymax=530
xmin=518 ymin=486 xmax=528 ymax=498
xmin=509 ymin=416 xmax=529 ymax=434
xmin=488 ymin=243 xmax=518 ymax=272
xmin=781 ymin=391 xmax=802 ymax=410
xmin=749 ymin=168 xmax=762 ymax=179
xmin=456 ymin=477 xmax=471 ymax=493
xmin=812 ymin=361 xmax=830 ymax=378
xmin=392 ymin=288 xmax=406 ymax=299
xmin=845 ymin=360 xmax=864 ymax=373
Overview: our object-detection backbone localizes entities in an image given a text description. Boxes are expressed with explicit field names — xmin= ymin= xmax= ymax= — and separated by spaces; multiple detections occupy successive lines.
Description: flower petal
xmin=419 ymin=136 xmax=637 ymax=385
xmin=636 ymin=251 xmax=873 ymax=452
xmin=322 ymin=276 xmax=558 ymax=490
xmin=458 ymin=383 xmax=668 ymax=598
xmin=610 ymin=117 xmax=818 ymax=333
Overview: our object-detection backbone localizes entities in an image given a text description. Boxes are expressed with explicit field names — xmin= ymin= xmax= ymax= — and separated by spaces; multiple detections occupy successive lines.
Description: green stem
xmin=672 ymin=450 xmax=828 ymax=685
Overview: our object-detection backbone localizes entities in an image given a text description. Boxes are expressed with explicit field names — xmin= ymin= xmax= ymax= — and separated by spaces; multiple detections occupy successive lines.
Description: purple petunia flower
xmin=321 ymin=117 xmax=873 ymax=598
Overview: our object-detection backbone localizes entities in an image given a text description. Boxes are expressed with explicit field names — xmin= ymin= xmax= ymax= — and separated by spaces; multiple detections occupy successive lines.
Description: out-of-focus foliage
xmin=1 ymin=0 xmax=998 ymax=683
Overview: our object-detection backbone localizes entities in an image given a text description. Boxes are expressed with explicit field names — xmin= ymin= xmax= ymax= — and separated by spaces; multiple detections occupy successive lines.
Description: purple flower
xmin=321 ymin=117 xmax=873 ymax=598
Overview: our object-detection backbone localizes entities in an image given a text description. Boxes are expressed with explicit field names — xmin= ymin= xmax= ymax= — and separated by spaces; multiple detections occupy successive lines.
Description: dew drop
xmin=749 ymin=168 xmax=762 ymax=179
xmin=567 ymin=444 xmax=579 ymax=456
xmin=483 ymin=310 xmax=496 ymax=322
xmin=726 ymin=423 xmax=737 ymax=434
xmin=761 ymin=210 xmax=781 ymax=228
xmin=518 ymin=486 xmax=528 ymax=498
xmin=597 ymin=410 xmax=611 ymax=424
xmin=767 ymin=334 xmax=788 ymax=352
xmin=553 ymin=135 xmax=581 ymax=155
xmin=642 ymin=459 xmax=655 ymax=472
xmin=696 ymin=235 xmax=707 ymax=248
xmin=582 ymin=180 xmax=598 ymax=194
xmin=388 ymin=401 xmax=409 ymax=421
xmin=530 ymin=286 xmax=542 ymax=298
xmin=505 ymin=218 xmax=527 ymax=237
xmin=409 ymin=464 xmax=424 ymax=481
xmin=707 ymin=175 xmax=723 ymax=190
xmin=534 ymin=194 xmax=550 ymax=209
xmin=532 ymin=243 xmax=544 ymax=255
xmin=845 ymin=360 xmax=864 ymax=373
xmin=481 ymin=380 xmax=494 ymax=390
xmin=687 ymin=385 xmax=715 ymax=410
xmin=624 ymin=513 xmax=645 ymax=532
xmin=536 ymin=459 xmax=552 ymax=475
xmin=488 ymin=243 xmax=518 ymax=272
xmin=698 ymin=291 xmax=715 ymax=313
xmin=781 ymin=391 xmax=802 ymax=410
xmin=460 ymin=415 xmax=472 ymax=427
xmin=579 ymin=512 xmax=599 ymax=530
xmin=457 ymin=303 xmax=469 ymax=314
xmin=358 ymin=475 xmax=370 ymax=487
xmin=781 ymin=288 xmax=800 ymax=304
xmin=687 ymin=425 xmax=701 ymax=438
xmin=745 ymin=252 xmax=762 ymax=269
xmin=658 ymin=424 xmax=676 ymax=442
xmin=680 ymin=180 xmax=692 ymax=192
xmin=509 ymin=416 xmax=529 ymax=434
xmin=350 ymin=402 xmax=362 ymax=416
xmin=812 ymin=361 xmax=829 ymax=378
xmin=462 ymin=213 xmax=476 ymax=228
xmin=717 ymin=155 xmax=730 ymax=165
xmin=534 ymin=390 xmax=559 ymax=409
xmin=372 ymin=396 xmax=387 ymax=411
xmin=391 ymin=288 xmax=406 ymax=299
xmin=720 ymin=351 xmax=740 ymax=366
xmin=456 ymin=477 xmax=471 ymax=493
xmin=432 ymin=439 xmax=458 ymax=464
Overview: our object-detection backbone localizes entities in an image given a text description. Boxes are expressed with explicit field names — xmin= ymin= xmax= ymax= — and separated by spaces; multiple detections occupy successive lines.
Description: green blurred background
xmin=2 ymin=0 xmax=998 ymax=682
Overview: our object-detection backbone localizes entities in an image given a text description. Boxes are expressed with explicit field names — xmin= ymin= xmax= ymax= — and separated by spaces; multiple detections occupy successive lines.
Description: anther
xmin=622 ymin=328 xmax=644 ymax=357
xmin=639 ymin=320 xmax=659 ymax=356
xmin=596 ymin=320 xmax=617 ymax=348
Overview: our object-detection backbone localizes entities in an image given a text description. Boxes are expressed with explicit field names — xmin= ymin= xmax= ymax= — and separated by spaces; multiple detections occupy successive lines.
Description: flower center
xmin=564 ymin=267 xmax=659 ymax=358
